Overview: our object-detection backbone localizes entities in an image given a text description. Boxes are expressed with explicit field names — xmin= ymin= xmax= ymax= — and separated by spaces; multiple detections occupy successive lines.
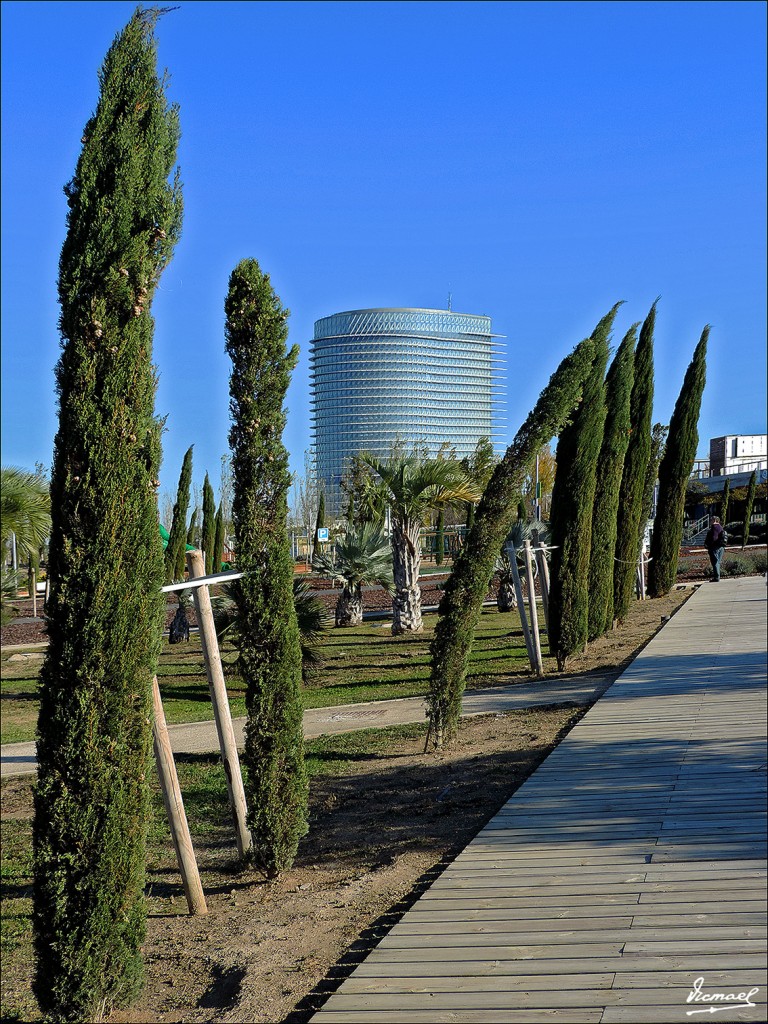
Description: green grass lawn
xmin=1 ymin=607 xmax=545 ymax=745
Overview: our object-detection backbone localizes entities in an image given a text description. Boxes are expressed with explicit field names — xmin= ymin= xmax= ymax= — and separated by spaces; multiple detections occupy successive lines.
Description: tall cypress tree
xmin=427 ymin=336 xmax=596 ymax=748
xmin=648 ymin=327 xmax=709 ymax=596
xmin=186 ymin=508 xmax=198 ymax=548
xmin=587 ymin=323 xmax=637 ymax=640
xmin=33 ymin=10 xmax=182 ymax=1020
xmin=720 ymin=477 xmax=731 ymax=526
xmin=614 ymin=300 xmax=657 ymax=623
xmin=225 ymin=257 xmax=308 ymax=877
xmin=213 ymin=502 xmax=225 ymax=570
xmin=312 ymin=492 xmax=325 ymax=555
xmin=548 ymin=304 xmax=618 ymax=668
xmin=202 ymin=472 xmax=216 ymax=575
xmin=742 ymin=470 xmax=757 ymax=548
xmin=165 ymin=445 xmax=193 ymax=583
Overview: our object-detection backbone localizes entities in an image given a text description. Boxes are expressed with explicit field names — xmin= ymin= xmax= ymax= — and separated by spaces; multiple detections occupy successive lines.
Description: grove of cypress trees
xmin=613 ymin=300 xmax=657 ymax=623
xmin=648 ymin=327 xmax=709 ymax=596
xmin=427 ymin=335 xmax=596 ymax=748
xmin=548 ymin=305 xmax=618 ymax=668
xmin=720 ymin=477 xmax=731 ymax=526
xmin=202 ymin=472 xmax=216 ymax=574
xmin=165 ymin=445 xmax=193 ymax=583
xmin=33 ymin=10 xmax=182 ymax=1021
xmin=225 ymin=257 xmax=308 ymax=877
xmin=742 ymin=470 xmax=757 ymax=548
xmin=587 ymin=323 xmax=637 ymax=640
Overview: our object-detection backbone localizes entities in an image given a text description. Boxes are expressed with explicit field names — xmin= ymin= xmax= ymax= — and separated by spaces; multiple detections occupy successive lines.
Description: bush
xmin=722 ymin=556 xmax=754 ymax=577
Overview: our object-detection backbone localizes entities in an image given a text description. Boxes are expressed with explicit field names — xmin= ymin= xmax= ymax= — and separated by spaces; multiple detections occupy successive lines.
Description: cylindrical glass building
xmin=310 ymin=307 xmax=504 ymax=511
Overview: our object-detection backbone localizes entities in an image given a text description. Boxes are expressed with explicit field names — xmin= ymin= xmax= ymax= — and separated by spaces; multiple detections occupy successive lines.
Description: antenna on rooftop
xmin=447 ymin=291 xmax=452 ymax=312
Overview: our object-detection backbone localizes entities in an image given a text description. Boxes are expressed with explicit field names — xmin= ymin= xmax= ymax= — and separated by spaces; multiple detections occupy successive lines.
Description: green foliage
xmin=225 ymin=257 xmax=308 ymax=878
xmin=742 ymin=470 xmax=757 ymax=548
xmin=164 ymin=445 xmax=193 ymax=583
xmin=33 ymin=9 xmax=182 ymax=1020
xmin=648 ymin=327 xmax=709 ymax=596
xmin=614 ymin=300 xmax=657 ymax=622
xmin=720 ymin=477 xmax=731 ymax=526
xmin=201 ymin=473 xmax=216 ymax=575
xmin=587 ymin=323 xmax=637 ymax=639
xmin=186 ymin=508 xmax=198 ymax=548
xmin=427 ymin=335 xmax=596 ymax=747
xmin=213 ymin=503 xmax=225 ymax=571
xmin=548 ymin=305 xmax=618 ymax=667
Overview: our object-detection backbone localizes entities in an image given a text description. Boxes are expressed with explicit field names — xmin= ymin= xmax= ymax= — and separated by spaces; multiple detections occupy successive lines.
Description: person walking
xmin=704 ymin=516 xmax=727 ymax=582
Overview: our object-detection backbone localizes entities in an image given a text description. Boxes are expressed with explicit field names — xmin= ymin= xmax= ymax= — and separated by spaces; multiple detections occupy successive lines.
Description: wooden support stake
xmin=151 ymin=675 xmax=208 ymax=915
xmin=523 ymin=540 xmax=544 ymax=677
xmin=30 ymin=568 xmax=37 ymax=620
xmin=508 ymin=540 xmax=535 ymax=671
xmin=186 ymin=550 xmax=252 ymax=859
xmin=531 ymin=530 xmax=550 ymax=633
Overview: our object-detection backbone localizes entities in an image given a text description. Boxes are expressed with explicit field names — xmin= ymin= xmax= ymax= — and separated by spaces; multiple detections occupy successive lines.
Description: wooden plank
xmin=316 ymin=1011 xmax=605 ymax=1023
xmin=376 ymin=926 xmax=765 ymax=949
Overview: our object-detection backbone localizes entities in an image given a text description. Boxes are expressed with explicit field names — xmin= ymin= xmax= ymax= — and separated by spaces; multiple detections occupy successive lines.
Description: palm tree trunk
xmin=335 ymin=584 xmax=363 ymax=626
xmin=391 ymin=519 xmax=422 ymax=634
xmin=496 ymin=579 xmax=517 ymax=612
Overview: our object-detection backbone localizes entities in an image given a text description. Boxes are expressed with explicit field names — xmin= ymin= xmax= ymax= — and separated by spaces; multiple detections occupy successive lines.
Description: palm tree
xmin=312 ymin=522 xmax=394 ymax=626
xmin=211 ymin=576 xmax=329 ymax=679
xmin=360 ymin=454 xmax=479 ymax=634
xmin=1 ymin=466 xmax=51 ymax=559
xmin=1 ymin=467 xmax=51 ymax=620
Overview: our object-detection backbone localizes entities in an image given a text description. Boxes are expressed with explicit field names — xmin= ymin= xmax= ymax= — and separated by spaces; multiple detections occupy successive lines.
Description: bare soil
xmin=1 ymin=588 xmax=692 ymax=1024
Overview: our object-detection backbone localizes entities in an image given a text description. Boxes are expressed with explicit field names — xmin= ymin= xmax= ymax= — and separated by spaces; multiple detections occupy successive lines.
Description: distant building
xmin=709 ymin=434 xmax=767 ymax=477
xmin=310 ymin=307 xmax=504 ymax=512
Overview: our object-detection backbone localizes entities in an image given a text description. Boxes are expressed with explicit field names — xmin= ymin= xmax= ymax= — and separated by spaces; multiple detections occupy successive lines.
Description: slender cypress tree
xmin=427 ymin=336 xmax=595 ymax=748
xmin=33 ymin=10 xmax=182 ymax=1020
xmin=186 ymin=508 xmax=198 ymax=548
xmin=225 ymin=257 xmax=308 ymax=877
xmin=312 ymin=492 xmax=325 ymax=555
xmin=213 ymin=502 xmax=225 ymax=570
xmin=434 ymin=509 xmax=445 ymax=565
xmin=614 ymin=300 xmax=657 ymax=623
xmin=742 ymin=470 xmax=757 ymax=549
xmin=648 ymin=327 xmax=709 ymax=597
xmin=719 ymin=477 xmax=731 ymax=526
xmin=587 ymin=323 xmax=637 ymax=639
xmin=548 ymin=305 xmax=618 ymax=668
xmin=165 ymin=445 xmax=193 ymax=583
xmin=640 ymin=423 xmax=668 ymax=528
xmin=202 ymin=472 xmax=216 ymax=574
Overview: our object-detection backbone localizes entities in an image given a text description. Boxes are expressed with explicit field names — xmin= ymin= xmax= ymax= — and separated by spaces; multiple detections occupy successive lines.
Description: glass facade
xmin=310 ymin=308 xmax=503 ymax=511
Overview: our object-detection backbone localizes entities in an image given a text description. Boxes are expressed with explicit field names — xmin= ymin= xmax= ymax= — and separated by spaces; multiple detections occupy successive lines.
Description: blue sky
xmin=2 ymin=0 xmax=766 ymax=505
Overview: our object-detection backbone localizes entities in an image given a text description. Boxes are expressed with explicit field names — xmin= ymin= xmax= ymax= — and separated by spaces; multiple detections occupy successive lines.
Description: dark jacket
xmin=705 ymin=523 xmax=726 ymax=552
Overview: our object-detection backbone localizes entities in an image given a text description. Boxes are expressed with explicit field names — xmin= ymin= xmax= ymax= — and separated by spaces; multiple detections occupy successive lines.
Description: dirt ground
xmin=1 ymin=587 xmax=692 ymax=1024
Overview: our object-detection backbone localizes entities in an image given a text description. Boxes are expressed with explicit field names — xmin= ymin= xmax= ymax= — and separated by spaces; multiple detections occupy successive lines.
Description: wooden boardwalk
xmin=311 ymin=577 xmax=767 ymax=1023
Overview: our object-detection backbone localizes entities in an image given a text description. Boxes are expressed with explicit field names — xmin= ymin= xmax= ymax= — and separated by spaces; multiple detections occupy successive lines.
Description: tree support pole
xmin=151 ymin=675 xmax=208 ymax=915
xmin=523 ymin=540 xmax=545 ymax=676
xmin=531 ymin=531 xmax=551 ymax=633
xmin=508 ymin=540 xmax=535 ymax=671
xmin=186 ymin=550 xmax=252 ymax=859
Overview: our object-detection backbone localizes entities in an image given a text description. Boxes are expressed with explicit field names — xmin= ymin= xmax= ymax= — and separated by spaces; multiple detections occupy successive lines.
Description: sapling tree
xmin=225 ymin=257 xmax=308 ymax=877
xmin=164 ymin=445 xmax=193 ymax=583
xmin=33 ymin=9 xmax=182 ymax=1020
